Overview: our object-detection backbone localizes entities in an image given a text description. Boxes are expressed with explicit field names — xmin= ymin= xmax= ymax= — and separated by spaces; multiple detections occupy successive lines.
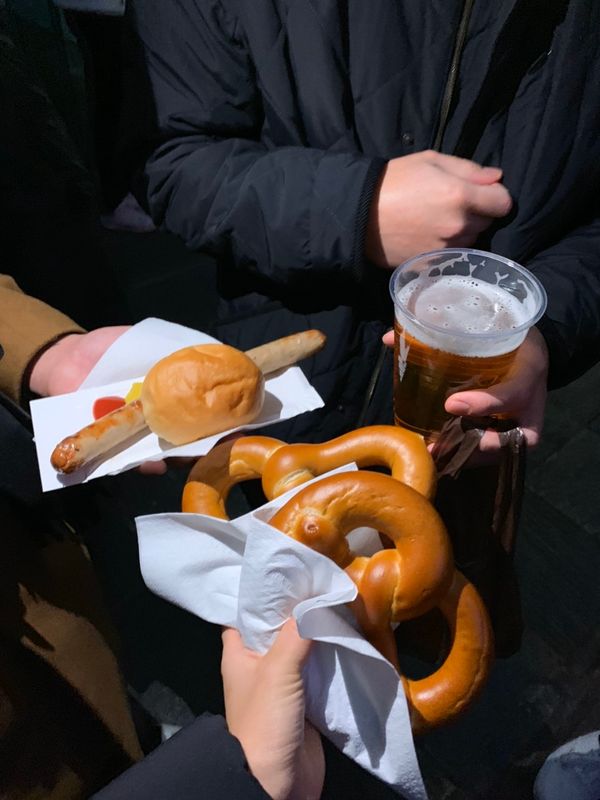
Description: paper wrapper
xmin=136 ymin=464 xmax=428 ymax=799
xmin=31 ymin=318 xmax=324 ymax=492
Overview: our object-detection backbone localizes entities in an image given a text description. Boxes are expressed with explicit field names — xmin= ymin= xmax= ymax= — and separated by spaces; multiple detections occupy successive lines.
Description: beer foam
xmin=395 ymin=275 xmax=533 ymax=357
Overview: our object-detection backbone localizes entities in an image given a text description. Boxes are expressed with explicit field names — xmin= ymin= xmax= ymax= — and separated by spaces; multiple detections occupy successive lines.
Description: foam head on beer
xmin=389 ymin=249 xmax=547 ymax=437
xmin=396 ymin=273 xmax=539 ymax=357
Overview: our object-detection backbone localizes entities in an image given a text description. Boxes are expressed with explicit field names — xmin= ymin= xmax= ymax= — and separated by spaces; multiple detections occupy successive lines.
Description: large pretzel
xmin=269 ymin=472 xmax=494 ymax=734
xmin=182 ymin=425 xmax=436 ymax=517
xmin=183 ymin=425 xmax=493 ymax=731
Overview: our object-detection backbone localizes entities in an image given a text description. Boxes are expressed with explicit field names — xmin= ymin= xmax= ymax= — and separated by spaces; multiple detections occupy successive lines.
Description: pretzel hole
xmin=395 ymin=610 xmax=449 ymax=679
xmin=208 ymin=480 xmax=265 ymax=519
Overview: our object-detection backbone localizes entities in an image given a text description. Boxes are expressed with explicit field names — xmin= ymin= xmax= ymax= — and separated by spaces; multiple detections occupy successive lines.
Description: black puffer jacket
xmin=129 ymin=0 xmax=600 ymax=441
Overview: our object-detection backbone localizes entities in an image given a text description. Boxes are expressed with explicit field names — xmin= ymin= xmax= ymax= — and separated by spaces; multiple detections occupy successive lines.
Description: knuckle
xmin=441 ymin=213 xmax=467 ymax=239
xmin=501 ymin=192 xmax=514 ymax=214
xmin=448 ymin=181 xmax=468 ymax=208
xmin=492 ymin=186 xmax=513 ymax=215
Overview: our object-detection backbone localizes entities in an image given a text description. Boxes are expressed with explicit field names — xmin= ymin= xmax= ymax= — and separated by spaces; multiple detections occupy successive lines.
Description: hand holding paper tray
xmin=50 ymin=329 xmax=326 ymax=474
xmin=31 ymin=319 xmax=324 ymax=492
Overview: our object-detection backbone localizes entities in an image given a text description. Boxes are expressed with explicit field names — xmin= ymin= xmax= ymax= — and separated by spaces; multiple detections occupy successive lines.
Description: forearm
xmin=145 ymin=137 xmax=383 ymax=284
xmin=0 ymin=276 xmax=84 ymax=404
xmin=129 ymin=0 xmax=384 ymax=286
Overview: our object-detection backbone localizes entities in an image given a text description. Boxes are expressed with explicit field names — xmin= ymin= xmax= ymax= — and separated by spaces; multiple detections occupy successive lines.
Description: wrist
xmin=245 ymin=755 xmax=293 ymax=800
xmin=28 ymin=333 xmax=83 ymax=397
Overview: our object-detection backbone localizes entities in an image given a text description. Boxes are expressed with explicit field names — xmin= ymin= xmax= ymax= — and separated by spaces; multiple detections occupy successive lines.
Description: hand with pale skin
xmin=382 ymin=326 xmax=549 ymax=459
xmin=365 ymin=150 xmax=513 ymax=267
xmin=221 ymin=618 xmax=325 ymax=800
xmin=29 ymin=327 xmax=167 ymax=474
xmin=29 ymin=327 xmax=130 ymax=398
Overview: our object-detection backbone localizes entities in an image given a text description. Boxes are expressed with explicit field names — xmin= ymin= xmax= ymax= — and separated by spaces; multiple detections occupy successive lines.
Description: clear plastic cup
xmin=389 ymin=248 xmax=547 ymax=439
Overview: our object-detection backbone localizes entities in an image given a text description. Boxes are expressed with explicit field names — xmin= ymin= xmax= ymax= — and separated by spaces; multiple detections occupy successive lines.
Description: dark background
xmin=6 ymin=3 xmax=600 ymax=798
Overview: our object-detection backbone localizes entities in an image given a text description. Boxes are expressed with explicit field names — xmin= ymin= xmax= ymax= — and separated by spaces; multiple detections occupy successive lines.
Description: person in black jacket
xmin=93 ymin=620 xmax=325 ymax=800
xmin=126 ymin=0 xmax=600 ymax=454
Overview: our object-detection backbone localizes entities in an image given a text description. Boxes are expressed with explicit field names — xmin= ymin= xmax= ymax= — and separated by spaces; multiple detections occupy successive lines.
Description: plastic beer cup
xmin=389 ymin=248 xmax=548 ymax=439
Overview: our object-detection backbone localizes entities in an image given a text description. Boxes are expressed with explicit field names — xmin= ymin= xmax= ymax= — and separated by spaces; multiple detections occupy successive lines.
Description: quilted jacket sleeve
xmin=128 ymin=0 xmax=384 ymax=287
xmin=91 ymin=714 xmax=269 ymax=800
xmin=528 ymin=214 xmax=600 ymax=389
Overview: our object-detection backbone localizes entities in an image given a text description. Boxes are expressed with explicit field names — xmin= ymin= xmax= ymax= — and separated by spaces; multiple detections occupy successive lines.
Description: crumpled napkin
xmin=31 ymin=318 xmax=323 ymax=492
xmin=136 ymin=464 xmax=428 ymax=799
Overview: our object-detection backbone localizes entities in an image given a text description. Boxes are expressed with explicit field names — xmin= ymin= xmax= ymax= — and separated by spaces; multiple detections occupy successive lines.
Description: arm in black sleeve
xmin=128 ymin=0 xmax=384 ymax=287
xmin=91 ymin=714 xmax=270 ymax=800
xmin=527 ymin=214 xmax=600 ymax=388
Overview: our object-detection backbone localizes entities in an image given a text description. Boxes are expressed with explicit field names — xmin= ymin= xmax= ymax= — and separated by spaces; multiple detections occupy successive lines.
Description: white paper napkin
xmin=136 ymin=464 xmax=428 ymax=799
xmin=30 ymin=319 xmax=323 ymax=492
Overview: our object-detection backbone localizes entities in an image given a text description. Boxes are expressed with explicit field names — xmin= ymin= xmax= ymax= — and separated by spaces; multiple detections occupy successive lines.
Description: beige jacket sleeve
xmin=0 ymin=275 xmax=84 ymax=404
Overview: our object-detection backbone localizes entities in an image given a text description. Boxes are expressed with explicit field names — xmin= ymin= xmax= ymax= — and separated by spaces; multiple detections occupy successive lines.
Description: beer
xmin=390 ymin=264 xmax=544 ymax=438
xmin=393 ymin=323 xmax=520 ymax=438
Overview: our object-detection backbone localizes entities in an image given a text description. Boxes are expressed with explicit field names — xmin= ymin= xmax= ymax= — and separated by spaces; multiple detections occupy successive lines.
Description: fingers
xmin=466 ymin=181 xmax=513 ymax=218
xmin=431 ymin=152 xmax=512 ymax=218
xmin=221 ymin=626 xmax=258 ymax=682
xmin=445 ymin=377 xmax=545 ymax=454
xmin=468 ymin=423 xmax=539 ymax=463
xmin=382 ymin=330 xmax=394 ymax=348
xmin=267 ymin=617 xmax=312 ymax=669
xmin=221 ymin=626 xmax=247 ymax=658
xmin=221 ymin=618 xmax=311 ymax=669
xmin=137 ymin=460 xmax=168 ymax=475
xmin=431 ymin=152 xmax=503 ymax=184
xmin=445 ymin=385 xmax=518 ymax=418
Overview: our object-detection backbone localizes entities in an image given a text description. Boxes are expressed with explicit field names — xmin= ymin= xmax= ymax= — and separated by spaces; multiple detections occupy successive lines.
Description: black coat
xmin=129 ymin=0 xmax=600 ymax=440
xmin=91 ymin=714 xmax=269 ymax=799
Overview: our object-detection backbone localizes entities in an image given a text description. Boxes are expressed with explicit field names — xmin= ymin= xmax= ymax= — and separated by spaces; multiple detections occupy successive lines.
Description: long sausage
xmin=50 ymin=330 xmax=326 ymax=474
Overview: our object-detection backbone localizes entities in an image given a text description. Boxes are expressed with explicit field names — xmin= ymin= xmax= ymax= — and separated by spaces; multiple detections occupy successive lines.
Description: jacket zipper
xmin=432 ymin=0 xmax=476 ymax=152
xmin=356 ymin=0 xmax=475 ymax=427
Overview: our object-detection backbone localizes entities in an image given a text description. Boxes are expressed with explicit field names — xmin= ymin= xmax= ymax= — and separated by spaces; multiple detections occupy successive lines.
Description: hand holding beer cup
xmin=385 ymin=249 xmax=548 ymax=456
xmin=444 ymin=326 xmax=549 ymax=456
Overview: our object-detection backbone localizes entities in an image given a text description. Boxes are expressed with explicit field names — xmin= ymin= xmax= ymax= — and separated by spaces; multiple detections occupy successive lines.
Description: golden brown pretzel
xmin=182 ymin=425 xmax=436 ymax=516
xmin=269 ymin=471 xmax=494 ymax=733
xmin=182 ymin=435 xmax=284 ymax=517
xmin=260 ymin=424 xmax=436 ymax=500
xmin=183 ymin=428 xmax=493 ymax=731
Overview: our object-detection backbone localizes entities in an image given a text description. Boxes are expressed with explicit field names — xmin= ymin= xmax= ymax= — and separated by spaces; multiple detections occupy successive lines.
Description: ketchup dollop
xmin=93 ymin=396 xmax=126 ymax=420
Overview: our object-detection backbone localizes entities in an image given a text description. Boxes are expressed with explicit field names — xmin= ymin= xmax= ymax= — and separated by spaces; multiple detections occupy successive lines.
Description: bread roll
xmin=141 ymin=343 xmax=265 ymax=445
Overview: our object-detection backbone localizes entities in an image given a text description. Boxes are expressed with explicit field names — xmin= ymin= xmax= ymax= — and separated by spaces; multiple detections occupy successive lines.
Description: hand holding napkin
xmin=136 ymin=465 xmax=428 ymax=799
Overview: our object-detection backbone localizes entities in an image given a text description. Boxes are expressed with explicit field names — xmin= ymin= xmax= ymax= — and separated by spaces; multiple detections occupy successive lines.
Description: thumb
xmin=266 ymin=617 xmax=312 ymax=671
xmin=435 ymin=153 xmax=503 ymax=185
xmin=221 ymin=626 xmax=249 ymax=660
xmin=445 ymin=384 xmax=516 ymax=418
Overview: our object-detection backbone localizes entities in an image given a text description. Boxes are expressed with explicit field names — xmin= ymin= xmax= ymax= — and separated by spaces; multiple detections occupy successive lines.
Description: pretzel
xmin=270 ymin=472 xmax=494 ymax=733
xmin=183 ymin=427 xmax=493 ymax=731
xmin=182 ymin=425 xmax=436 ymax=516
